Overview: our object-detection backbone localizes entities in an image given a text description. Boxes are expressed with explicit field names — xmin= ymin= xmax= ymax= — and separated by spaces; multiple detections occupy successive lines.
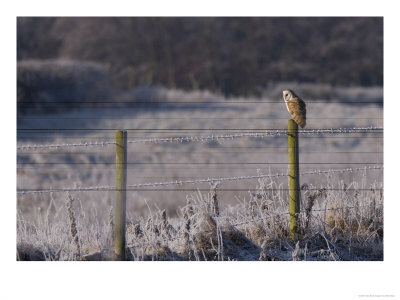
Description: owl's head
xmin=282 ymin=89 xmax=296 ymax=102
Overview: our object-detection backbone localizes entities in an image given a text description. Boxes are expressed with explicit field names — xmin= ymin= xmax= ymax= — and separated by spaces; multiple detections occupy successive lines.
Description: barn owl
xmin=282 ymin=89 xmax=307 ymax=128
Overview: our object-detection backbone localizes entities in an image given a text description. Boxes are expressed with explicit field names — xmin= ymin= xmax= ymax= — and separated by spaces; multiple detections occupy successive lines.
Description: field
xmin=16 ymin=84 xmax=384 ymax=260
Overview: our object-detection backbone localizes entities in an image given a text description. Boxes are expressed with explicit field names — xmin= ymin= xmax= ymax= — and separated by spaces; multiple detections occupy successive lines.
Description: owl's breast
xmin=285 ymin=101 xmax=291 ymax=113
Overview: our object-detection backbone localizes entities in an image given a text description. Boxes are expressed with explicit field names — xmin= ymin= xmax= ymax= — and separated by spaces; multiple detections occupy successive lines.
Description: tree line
xmin=17 ymin=17 xmax=383 ymax=96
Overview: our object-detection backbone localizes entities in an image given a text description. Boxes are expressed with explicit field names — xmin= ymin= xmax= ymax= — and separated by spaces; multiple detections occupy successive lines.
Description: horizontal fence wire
xmin=16 ymin=162 xmax=384 ymax=165
xmin=16 ymin=126 xmax=383 ymax=150
xmin=126 ymin=165 xmax=383 ymax=188
xmin=16 ymin=165 xmax=383 ymax=195
xmin=20 ymin=117 xmax=384 ymax=120
xmin=17 ymin=100 xmax=384 ymax=104
xmin=298 ymin=127 xmax=383 ymax=134
xmin=16 ymin=140 xmax=115 ymax=150
xmin=16 ymin=127 xmax=384 ymax=132
xmin=126 ymin=203 xmax=384 ymax=248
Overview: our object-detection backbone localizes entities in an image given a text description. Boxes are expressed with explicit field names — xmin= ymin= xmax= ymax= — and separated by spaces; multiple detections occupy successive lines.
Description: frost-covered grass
xmin=17 ymin=175 xmax=383 ymax=261
xmin=16 ymin=85 xmax=383 ymax=260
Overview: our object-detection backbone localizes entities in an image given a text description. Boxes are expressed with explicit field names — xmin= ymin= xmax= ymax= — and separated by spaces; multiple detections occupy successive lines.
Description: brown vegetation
xmin=17 ymin=178 xmax=383 ymax=261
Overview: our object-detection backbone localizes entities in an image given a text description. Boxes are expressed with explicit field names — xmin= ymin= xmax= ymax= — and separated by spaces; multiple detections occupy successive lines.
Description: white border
xmin=2 ymin=1 xmax=398 ymax=299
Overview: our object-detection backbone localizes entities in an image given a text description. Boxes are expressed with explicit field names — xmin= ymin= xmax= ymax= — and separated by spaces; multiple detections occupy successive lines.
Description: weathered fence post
xmin=115 ymin=130 xmax=127 ymax=260
xmin=288 ymin=119 xmax=300 ymax=240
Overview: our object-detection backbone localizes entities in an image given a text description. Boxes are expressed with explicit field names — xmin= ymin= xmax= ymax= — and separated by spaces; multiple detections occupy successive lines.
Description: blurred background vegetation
xmin=17 ymin=17 xmax=383 ymax=113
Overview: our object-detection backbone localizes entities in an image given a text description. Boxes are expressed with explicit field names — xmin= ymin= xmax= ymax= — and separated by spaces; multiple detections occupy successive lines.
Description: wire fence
xmin=16 ymin=126 xmax=383 ymax=195
xmin=16 ymin=165 xmax=383 ymax=195
xmin=16 ymin=126 xmax=383 ymax=150
xmin=17 ymin=124 xmax=384 ymax=259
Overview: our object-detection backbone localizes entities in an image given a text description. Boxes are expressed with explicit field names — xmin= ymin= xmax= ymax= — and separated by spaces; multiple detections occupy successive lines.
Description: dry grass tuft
xmin=17 ymin=177 xmax=383 ymax=261
xmin=66 ymin=195 xmax=80 ymax=258
xmin=209 ymin=182 xmax=220 ymax=216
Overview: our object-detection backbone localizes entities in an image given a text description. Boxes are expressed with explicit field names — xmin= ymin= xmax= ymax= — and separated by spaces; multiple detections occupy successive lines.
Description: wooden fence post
xmin=288 ymin=120 xmax=300 ymax=240
xmin=115 ymin=130 xmax=127 ymax=260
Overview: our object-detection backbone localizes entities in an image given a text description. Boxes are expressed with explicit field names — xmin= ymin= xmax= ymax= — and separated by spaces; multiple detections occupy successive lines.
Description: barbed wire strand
xmin=16 ymin=165 xmax=383 ymax=195
xmin=17 ymin=140 xmax=115 ymax=150
xmin=16 ymin=127 xmax=383 ymax=150
xmin=127 ymin=131 xmax=284 ymax=144
xmin=298 ymin=127 xmax=383 ymax=135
